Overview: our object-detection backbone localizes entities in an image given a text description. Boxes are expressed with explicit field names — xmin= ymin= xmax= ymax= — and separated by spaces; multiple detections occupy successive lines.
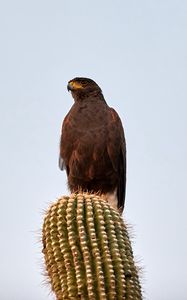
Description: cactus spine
xmin=42 ymin=193 xmax=142 ymax=299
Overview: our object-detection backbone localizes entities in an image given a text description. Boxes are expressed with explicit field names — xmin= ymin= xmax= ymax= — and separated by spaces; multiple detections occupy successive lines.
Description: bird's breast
xmin=68 ymin=102 xmax=108 ymax=131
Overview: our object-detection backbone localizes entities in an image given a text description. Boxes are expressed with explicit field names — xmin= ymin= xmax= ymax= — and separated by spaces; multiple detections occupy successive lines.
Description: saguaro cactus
xmin=42 ymin=193 xmax=142 ymax=299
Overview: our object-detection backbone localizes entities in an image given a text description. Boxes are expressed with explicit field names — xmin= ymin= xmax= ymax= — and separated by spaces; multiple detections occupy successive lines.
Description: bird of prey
xmin=59 ymin=77 xmax=126 ymax=213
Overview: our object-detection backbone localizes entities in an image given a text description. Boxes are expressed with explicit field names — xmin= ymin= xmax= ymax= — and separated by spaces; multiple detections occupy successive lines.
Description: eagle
xmin=59 ymin=77 xmax=126 ymax=213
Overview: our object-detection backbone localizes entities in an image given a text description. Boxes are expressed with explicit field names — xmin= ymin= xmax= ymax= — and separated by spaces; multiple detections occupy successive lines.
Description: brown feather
xmin=59 ymin=77 xmax=126 ymax=212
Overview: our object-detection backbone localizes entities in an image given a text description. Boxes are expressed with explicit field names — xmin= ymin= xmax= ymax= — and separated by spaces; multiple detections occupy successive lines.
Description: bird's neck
xmin=72 ymin=90 xmax=106 ymax=103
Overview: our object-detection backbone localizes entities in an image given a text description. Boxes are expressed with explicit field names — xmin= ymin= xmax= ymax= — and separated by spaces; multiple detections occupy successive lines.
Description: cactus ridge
xmin=42 ymin=193 xmax=142 ymax=299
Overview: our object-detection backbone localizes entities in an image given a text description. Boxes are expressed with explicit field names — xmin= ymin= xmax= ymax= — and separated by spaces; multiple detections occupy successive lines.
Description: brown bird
xmin=59 ymin=77 xmax=126 ymax=212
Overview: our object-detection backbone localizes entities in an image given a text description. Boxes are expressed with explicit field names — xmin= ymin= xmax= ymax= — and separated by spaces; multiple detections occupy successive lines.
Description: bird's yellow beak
xmin=67 ymin=81 xmax=83 ymax=91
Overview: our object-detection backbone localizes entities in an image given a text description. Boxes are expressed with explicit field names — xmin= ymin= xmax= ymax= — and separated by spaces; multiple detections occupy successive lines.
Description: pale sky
xmin=0 ymin=1 xmax=187 ymax=299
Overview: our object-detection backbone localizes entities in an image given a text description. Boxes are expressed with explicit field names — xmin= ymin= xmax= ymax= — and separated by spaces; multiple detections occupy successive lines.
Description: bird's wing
xmin=107 ymin=108 xmax=126 ymax=211
xmin=59 ymin=114 xmax=71 ymax=173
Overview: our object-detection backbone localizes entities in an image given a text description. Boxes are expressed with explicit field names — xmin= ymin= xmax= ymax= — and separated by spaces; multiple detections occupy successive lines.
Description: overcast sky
xmin=0 ymin=1 xmax=187 ymax=299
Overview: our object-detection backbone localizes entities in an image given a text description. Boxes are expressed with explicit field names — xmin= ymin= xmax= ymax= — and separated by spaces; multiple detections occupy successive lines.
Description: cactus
xmin=42 ymin=193 xmax=142 ymax=299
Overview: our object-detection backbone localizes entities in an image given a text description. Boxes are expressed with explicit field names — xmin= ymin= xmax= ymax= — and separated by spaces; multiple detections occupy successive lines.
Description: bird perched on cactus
xmin=59 ymin=77 xmax=126 ymax=213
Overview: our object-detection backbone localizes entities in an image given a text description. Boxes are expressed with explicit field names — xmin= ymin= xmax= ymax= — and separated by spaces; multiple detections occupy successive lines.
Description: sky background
xmin=0 ymin=1 xmax=187 ymax=299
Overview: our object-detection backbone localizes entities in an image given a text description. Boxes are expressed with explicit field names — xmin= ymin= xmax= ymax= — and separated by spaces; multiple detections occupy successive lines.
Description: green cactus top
xmin=42 ymin=193 xmax=142 ymax=300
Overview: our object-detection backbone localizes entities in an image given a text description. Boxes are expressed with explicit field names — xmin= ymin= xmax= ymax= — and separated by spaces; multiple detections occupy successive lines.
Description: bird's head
xmin=67 ymin=77 xmax=103 ymax=101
